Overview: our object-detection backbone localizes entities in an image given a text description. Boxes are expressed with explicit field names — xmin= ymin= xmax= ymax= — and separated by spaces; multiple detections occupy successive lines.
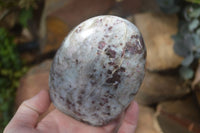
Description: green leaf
xmin=179 ymin=66 xmax=194 ymax=80
xmin=19 ymin=8 xmax=33 ymax=27
xmin=189 ymin=19 xmax=199 ymax=31
xmin=189 ymin=7 xmax=200 ymax=18
xmin=173 ymin=33 xmax=194 ymax=57
xmin=181 ymin=54 xmax=194 ymax=66
xmin=186 ymin=0 xmax=200 ymax=4
xmin=0 ymin=27 xmax=27 ymax=131
xmin=194 ymin=52 xmax=200 ymax=58
xmin=193 ymin=34 xmax=200 ymax=46
xmin=196 ymin=28 xmax=200 ymax=35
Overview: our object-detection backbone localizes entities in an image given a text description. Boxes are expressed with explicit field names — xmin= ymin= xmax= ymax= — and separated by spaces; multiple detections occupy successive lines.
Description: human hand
xmin=4 ymin=89 xmax=139 ymax=133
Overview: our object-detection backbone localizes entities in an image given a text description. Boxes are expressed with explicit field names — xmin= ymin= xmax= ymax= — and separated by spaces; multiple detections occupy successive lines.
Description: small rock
xmin=42 ymin=16 xmax=69 ymax=54
xmin=46 ymin=0 xmax=115 ymax=27
xmin=49 ymin=16 xmax=146 ymax=126
xmin=157 ymin=95 xmax=200 ymax=123
xmin=156 ymin=112 xmax=200 ymax=133
xmin=135 ymin=71 xmax=190 ymax=105
xmin=156 ymin=96 xmax=200 ymax=133
xmin=14 ymin=28 xmax=34 ymax=44
xmin=133 ymin=12 xmax=183 ymax=71
xmin=135 ymin=105 xmax=161 ymax=133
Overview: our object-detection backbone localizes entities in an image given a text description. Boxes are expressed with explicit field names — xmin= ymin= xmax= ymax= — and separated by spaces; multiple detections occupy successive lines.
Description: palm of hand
xmin=4 ymin=90 xmax=138 ymax=133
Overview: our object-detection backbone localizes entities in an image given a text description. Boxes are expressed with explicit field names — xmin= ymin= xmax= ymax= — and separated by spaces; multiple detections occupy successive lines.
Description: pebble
xmin=49 ymin=15 xmax=146 ymax=126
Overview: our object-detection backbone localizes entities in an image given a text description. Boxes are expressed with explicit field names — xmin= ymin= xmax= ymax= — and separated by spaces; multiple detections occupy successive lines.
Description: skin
xmin=4 ymin=89 xmax=139 ymax=133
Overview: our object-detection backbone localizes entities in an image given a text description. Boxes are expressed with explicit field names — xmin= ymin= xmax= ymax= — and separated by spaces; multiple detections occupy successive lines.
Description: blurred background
xmin=0 ymin=0 xmax=200 ymax=132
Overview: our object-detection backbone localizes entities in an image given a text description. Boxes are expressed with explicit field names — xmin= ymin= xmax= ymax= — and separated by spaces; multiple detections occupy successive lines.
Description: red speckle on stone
xmin=131 ymin=35 xmax=139 ymax=39
xmin=60 ymin=96 xmax=64 ymax=101
xmin=80 ymin=90 xmax=85 ymax=94
xmin=104 ymin=35 xmax=109 ymax=38
xmin=78 ymin=96 xmax=82 ymax=99
xmin=99 ymin=103 xmax=104 ymax=106
xmin=120 ymin=67 xmax=126 ymax=72
xmin=75 ymin=26 xmax=82 ymax=33
xmin=125 ymin=41 xmax=143 ymax=54
xmin=76 ymin=59 xmax=78 ymax=64
xmin=74 ymin=111 xmax=82 ymax=116
xmin=105 ymin=48 xmax=116 ymax=58
xmin=106 ymin=71 xmax=121 ymax=85
xmin=114 ymin=65 xmax=118 ymax=69
xmin=108 ymin=62 xmax=115 ymax=66
xmin=108 ymin=26 xmax=112 ymax=30
xmin=66 ymin=99 xmax=72 ymax=105
xmin=105 ymin=24 xmax=108 ymax=26
xmin=77 ymin=100 xmax=82 ymax=105
xmin=107 ymin=70 xmax=112 ymax=74
xmin=120 ymin=43 xmax=123 ymax=46
xmin=98 ymin=41 xmax=106 ymax=49
xmin=131 ymin=35 xmax=134 ymax=39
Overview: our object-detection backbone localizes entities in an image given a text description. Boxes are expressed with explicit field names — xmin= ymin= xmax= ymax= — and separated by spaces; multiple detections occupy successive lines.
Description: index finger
xmin=5 ymin=90 xmax=50 ymax=129
xmin=118 ymin=101 xmax=139 ymax=133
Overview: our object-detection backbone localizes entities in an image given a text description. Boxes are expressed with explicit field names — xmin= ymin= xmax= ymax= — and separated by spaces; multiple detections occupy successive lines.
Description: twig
xmin=0 ymin=9 xmax=10 ymax=21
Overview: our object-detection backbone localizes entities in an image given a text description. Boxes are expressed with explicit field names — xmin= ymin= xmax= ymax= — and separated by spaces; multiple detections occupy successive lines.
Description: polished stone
xmin=49 ymin=15 xmax=146 ymax=126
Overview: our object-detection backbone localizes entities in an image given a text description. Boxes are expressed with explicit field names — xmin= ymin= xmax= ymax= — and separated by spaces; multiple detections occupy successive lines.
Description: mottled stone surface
xmin=49 ymin=15 xmax=146 ymax=126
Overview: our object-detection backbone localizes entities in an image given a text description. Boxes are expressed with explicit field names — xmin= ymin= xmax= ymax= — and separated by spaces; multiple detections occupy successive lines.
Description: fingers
xmin=6 ymin=89 xmax=50 ymax=129
xmin=102 ymin=118 xmax=119 ymax=132
xmin=118 ymin=101 xmax=139 ymax=133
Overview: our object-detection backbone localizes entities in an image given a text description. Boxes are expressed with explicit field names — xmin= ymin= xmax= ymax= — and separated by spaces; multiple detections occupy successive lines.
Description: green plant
xmin=173 ymin=5 xmax=200 ymax=80
xmin=0 ymin=0 xmax=38 ymax=9
xmin=0 ymin=28 xmax=27 ymax=132
xmin=0 ymin=0 xmax=38 ymax=131
xmin=186 ymin=0 xmax=200 ymax=4
xmin=19 ymin=8 xmax=33 ymax=27
xmin=157 ymin=0 xmax=200 ymax=80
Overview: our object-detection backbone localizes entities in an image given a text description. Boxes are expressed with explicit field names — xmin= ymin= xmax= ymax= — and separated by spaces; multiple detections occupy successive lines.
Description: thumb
xmin=6 ymin=89 xmax=50 ymax=129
